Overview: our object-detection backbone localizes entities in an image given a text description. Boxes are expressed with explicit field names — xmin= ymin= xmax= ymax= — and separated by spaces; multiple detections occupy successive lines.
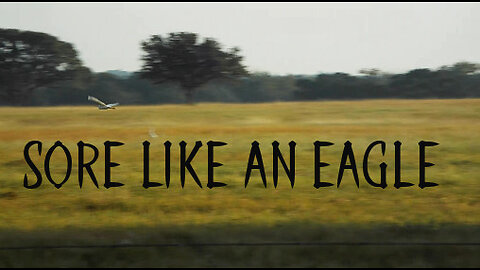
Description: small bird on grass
xmin=88 ymin=96 xmax=119 ymax=110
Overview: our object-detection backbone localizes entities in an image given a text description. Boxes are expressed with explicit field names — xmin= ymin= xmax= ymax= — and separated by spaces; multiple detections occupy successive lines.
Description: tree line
xmin=1 ymin=28 xmax=479 ymax=106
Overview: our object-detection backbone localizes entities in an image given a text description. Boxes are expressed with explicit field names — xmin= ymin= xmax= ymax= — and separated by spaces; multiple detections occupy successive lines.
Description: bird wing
xmin=107 ymin=103 xmax=120 ymax=107
xmin=88 ymin=96 xmax=107 ymax=106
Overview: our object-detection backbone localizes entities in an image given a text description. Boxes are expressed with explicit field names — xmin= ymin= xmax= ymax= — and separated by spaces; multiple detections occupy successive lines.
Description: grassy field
xmin=0 ymin=99 xmax=478 ymax=267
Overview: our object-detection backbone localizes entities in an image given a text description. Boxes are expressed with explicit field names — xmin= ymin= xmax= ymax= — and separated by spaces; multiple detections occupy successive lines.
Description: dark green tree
xmin=0 ymin=28 xmax=87 ymax=105
xmin=446 ymin=61 xmax=479 ymax=75
xmin=139 ymin=32 xmax=248 ymax=104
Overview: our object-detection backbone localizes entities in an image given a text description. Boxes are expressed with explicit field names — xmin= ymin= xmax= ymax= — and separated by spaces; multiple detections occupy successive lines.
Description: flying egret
xmin=149 ymin=128 xmax=159 ymax=138
xmin=88 ymin=96 xmax=119 ymax=110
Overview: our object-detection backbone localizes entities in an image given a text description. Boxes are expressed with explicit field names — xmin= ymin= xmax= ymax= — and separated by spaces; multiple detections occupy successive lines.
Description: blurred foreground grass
xmin=0 ymin=99 xmax=478 ymax=266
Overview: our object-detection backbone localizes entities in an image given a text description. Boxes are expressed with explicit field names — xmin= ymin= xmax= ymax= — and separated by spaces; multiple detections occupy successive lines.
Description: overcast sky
xmin=1 ymin=2 xmax=479 ymax=75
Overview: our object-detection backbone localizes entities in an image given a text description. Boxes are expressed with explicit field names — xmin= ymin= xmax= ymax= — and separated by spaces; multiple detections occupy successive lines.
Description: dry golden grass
xmin=0 ymin=99 xmax=479 ymax=267
xmin=0 ymin=99 xmax=478 ymax=230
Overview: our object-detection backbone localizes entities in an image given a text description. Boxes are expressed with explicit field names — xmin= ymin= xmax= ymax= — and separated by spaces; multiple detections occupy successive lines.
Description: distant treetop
xmin=139 ymin=32 xmax=248 ymax=104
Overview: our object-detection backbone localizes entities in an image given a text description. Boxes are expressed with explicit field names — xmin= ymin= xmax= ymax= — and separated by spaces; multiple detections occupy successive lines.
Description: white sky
xmin=1 ymin=2 xmax=479 ymax=75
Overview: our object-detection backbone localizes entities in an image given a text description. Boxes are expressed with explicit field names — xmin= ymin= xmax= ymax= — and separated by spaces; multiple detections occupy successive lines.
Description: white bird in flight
xmin=149 ymin=128 xmax=159 ymax=138
xmin=88 ymin=96 xmax=119 ymax=110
